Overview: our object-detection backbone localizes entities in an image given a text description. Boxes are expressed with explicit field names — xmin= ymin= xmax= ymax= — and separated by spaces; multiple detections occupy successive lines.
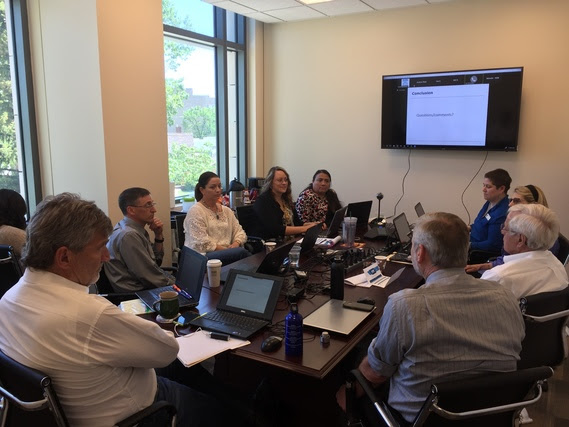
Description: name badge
xmin=485 ymin=213 xmax=491 ymax=221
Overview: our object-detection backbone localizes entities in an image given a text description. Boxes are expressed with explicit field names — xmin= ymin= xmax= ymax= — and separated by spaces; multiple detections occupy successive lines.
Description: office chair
xmin=173 ymin=213 xmax=186 ymax=265
xmin=467 ymin=248 xmax=501 ymax=265
xmin=518 ymin=287 xmax=569 ymax=370
xmin=345 ymin=366 xmax=553 ymax=427
xmin=236 ymin=205 xmax=265 ymax=254
xmin=0 ymin=245 xmax=23 ymax=299
xmin=556 ymin=233 xmax=569 ymax=266
xmin=0 ymin=350 xmax=176 ymax=427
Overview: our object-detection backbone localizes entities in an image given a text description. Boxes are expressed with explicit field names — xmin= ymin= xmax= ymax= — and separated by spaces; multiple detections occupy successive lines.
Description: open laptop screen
xmin=218 ymin=270 xmax=284 ymax=320
xmin=393 ymin=212 xmax=412 ymax=244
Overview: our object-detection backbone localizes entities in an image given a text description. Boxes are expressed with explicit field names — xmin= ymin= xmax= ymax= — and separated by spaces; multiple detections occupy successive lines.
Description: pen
xmin=193 ymin=311 xmax=208 ymax=320
xmin=173 ymin=284 xmax=193 ymax=301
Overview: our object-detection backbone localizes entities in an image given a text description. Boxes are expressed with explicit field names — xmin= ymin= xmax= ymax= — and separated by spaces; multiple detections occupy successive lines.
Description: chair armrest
xmin=347 ymin=369 xmax=400 ymax=427
xmin=522 ymin=309 xmax=569 ymax=323
xmin=115 ymin=400 xmax=176 ymax=427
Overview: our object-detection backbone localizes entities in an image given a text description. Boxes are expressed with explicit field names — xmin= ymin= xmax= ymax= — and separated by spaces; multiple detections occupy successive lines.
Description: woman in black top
xmin=253 ymin=166 xmax=320 ymax=240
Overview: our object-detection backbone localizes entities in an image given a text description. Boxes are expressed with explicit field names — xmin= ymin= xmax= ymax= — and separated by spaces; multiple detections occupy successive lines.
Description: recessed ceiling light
xmin=298 ymin=0 xmax=334 ymax=4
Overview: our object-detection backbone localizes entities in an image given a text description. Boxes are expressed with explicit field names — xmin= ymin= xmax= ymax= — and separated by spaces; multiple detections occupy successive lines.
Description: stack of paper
xmin=176 ymin=330 xmax=250 ymax=367
xmin=119 ymin=298 xmax=154 ymax=314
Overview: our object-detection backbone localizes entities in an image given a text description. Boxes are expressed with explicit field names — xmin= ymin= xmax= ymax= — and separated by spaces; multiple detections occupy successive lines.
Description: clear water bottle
xmin=330 ymin=255 xmax=345 ymax=300
xmin=285 ymin=303 xmax=303 ymax=356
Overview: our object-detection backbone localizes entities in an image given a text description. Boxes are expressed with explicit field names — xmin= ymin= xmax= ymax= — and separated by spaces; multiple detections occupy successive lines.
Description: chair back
xmin=417 ymin=366 xmax=553 ymax=427
xmin=236 ymin=205 xmax=259 ymax=236
xmin=518 ymin=287 xmax=569 ymax=369
xmin=0 ymin=350 xmax=68 ymax=427
xmin=0 ymin=245 xmax=23 ymax=299
xmin=556 ymin=233 xmax=569 ymax=266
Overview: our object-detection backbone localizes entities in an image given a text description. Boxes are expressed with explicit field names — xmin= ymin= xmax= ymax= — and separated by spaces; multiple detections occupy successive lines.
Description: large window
xmin=163 ymin=0 xmax=246 ymax=201
xmin=0 ymin=0 xmax=39 ymax=211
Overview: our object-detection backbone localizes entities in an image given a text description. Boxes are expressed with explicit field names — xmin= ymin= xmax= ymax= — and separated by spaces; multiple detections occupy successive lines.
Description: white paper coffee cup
xmin=207 ymin=259 xmax=222 ymax=287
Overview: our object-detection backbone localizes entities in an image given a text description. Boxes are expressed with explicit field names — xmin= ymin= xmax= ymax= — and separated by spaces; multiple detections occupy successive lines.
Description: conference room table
xmin=161 ymin=235 xmax=423 ymax=425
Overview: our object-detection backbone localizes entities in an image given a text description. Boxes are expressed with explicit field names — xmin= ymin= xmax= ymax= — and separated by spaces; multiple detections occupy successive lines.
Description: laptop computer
xmin=319 ymin=206 xmax=348 ymax=238
xmin=346 ymin=200 xmax=372 ymax=226
xmin=414 ymin=202 xmax=425 ymax=218
xmin=390 ymin=212 xmax=413 ymax=263
xmin=300 ymin=223 xmax=323 ymax=254
xmin=220 ymin=240 xmax=296 ymax=283
xmin=190 ymin=269 xmax=284 ymax=339
xmin=136 ymin=246 xmax=207 ymax=309
xmin=303 ymin=299 xmax=373 ymax=335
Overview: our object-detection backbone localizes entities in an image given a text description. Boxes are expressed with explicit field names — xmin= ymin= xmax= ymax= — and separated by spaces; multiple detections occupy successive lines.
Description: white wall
xmin=28 ymin=0 xmax=173 ymax=262
xmin=28 ymin=0 xmax=108 ymax=212
xmin=262 ymin=0 xmax=569 ymax=231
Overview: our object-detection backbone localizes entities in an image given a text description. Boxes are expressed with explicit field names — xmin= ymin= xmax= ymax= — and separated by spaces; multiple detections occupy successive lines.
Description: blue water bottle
xmin=285 ymin=303 xmax=303 ymax=356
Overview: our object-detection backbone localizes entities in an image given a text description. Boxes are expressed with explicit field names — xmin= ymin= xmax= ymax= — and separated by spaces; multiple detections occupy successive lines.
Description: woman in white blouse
xmin=184 ymin=172 xmax=251 ymax=265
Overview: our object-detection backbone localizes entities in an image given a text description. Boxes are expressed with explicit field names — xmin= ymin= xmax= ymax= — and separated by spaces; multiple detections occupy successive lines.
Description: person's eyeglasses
xmin=130 ymin=202 xmax=157 ymax=209
xmin=509 ymin=197 xmax=522 ymax=205
xmin=500 ymin=223 xmax=515 ymax=234
xmin=274 ymin=178 xmax=289 ymax=183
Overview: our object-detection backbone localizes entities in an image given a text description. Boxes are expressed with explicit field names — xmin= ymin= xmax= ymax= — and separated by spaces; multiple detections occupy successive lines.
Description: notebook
xmin=136 ymin=246 xmax=207 ymax=309
xmin=319 ymin=206 xmax=348 ymax=238
xmin=190 ymin=269 xmax=284 ymax=339
xmin=219 ymin=240 xmax=296 ymax=283
xmin=346 ymin=200 xmax=373 ymax=226
xmin=303 ymin=299 xmax=373 ymax=335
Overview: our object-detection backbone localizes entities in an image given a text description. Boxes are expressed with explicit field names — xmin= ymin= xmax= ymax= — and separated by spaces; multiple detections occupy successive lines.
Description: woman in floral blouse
xmin=295 ymin=169 xmax=342 ymax=225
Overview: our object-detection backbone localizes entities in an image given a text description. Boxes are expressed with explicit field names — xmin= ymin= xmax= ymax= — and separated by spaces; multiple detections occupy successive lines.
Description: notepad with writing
xmin=176 ymin=330 xmax=250 ymax=368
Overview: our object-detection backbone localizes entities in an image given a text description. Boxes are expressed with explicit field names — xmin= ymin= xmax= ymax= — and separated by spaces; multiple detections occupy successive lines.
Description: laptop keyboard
xmin=204 ymin=311 xmax=267 ymax=331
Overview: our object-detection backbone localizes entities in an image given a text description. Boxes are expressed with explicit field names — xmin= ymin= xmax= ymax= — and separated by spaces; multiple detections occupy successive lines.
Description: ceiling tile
xmin=265 ymin=5 xmax=327 ymax=21
xmin=311 ymin=0 xmax=374 ymax=16
xmin=246 ymin=12 xmax=285 ymax=23
xmin=363 ymin=0 xmax=427 ymax=10
xmin=233 ymin=0 xmax=301 ymax=12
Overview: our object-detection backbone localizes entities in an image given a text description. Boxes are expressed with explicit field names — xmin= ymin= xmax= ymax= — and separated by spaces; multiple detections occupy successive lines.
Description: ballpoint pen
xmin=172 ymin=284 xmax=193 ymax=301
xmin=192 ymin=311 xmax=208 ymax=320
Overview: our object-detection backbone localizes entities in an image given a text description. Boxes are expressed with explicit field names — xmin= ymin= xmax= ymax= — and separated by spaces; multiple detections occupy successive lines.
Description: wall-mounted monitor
xmin=381 ymin=67 xmax=523 ymax=151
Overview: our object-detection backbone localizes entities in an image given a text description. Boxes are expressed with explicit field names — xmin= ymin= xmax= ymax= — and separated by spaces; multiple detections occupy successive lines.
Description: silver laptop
xmin=304 ymin=299 xmax=373 ymax=335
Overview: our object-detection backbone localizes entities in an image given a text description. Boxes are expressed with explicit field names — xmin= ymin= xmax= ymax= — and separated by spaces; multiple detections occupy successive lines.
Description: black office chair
xmin=556 ymin=233 xmax=569 ymax=266
xmin=0 ymin=350 xmax=176 ymax=427
xmin=95 ymin=267 xmax=137 ymax=305
xmin=345 ymin=366 xmax=553 ymax=427
xmin=173 ymin=213 xmax=186 ymax=265
xmin=518 ymin=287 xmax=569 ymax=370
xmin=0 ymin=245 xmax=23 ymax=299
xmin=236 ymin=205 xmax=264 ymax=254
xmin=467 ymin=248 xmax=501 ymax=265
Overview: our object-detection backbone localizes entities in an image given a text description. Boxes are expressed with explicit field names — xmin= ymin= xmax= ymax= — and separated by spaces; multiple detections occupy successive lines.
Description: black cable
xmin=461 ymin=151 xmax=489 ymax=224
xmin=389 ymin=149 xmax=412 ymax=219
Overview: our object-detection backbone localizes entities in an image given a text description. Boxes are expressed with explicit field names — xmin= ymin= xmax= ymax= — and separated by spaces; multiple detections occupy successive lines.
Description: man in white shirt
xmin=0 ymin=193 xmax=226 ymax=426
xmin=481 ymin=203 xmax=568 ymax=299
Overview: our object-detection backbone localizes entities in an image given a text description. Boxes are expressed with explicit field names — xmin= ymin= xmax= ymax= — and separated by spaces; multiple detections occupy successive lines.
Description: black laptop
xmin=220 ymin=240 xmax=296 ymax=283
xmin=190 ymin=269 xmax=284 ymax=339
xmin=136 ymin=246 xmax=207 ymax=309
xmin=415 ymin=202 xmax=425 ymax=218
xmin=300 ymin=223 xmax=323 ymax=253
xmin=319 ymin=206 xmax=348 ymax=238
xmin=390 ymin=212 xmax=413 ymax=263
xmin=346 ymin=200 xmax=372 ymax=226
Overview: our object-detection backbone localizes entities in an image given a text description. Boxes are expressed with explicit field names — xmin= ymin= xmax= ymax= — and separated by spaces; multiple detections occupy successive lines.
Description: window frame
xmin=5 ymin=0 xmax=41 ymax=211
xmin=163 ymin=6 xmax=247 ymax=194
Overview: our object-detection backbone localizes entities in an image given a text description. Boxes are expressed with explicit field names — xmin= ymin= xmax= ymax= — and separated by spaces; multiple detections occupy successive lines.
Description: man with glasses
xmin=481 ymin=203 xmax=567 ymax=298
xmin=105 ymin=187 xmax=174 ymax=292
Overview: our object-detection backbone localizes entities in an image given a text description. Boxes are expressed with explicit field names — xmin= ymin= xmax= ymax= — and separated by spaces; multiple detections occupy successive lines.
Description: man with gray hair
xmin=481 ymin=203 xmax=568 ymax=298
xmin=0 ymin=193 xmax=227 ymax=426
xmin=338 ymin=212 xmax=525 ymax=423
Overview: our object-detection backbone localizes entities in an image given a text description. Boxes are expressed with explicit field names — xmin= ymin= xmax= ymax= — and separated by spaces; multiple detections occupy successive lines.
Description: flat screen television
xmin=381 ymin=67 xmax=523 ymax=151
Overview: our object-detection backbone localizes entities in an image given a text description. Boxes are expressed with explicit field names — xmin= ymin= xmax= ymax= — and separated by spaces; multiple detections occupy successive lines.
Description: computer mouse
xmin=357 ymin=297 xmax=376 ymax=306
xmin=261 ymin=336 xmax=283 ymax=352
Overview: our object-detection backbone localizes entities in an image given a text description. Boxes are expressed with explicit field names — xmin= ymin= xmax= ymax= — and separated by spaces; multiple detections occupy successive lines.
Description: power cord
xmin=461 ymin=151 xmax=489 ymax=224
xmin=390 ymin=149 xmax=412 ymax=219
